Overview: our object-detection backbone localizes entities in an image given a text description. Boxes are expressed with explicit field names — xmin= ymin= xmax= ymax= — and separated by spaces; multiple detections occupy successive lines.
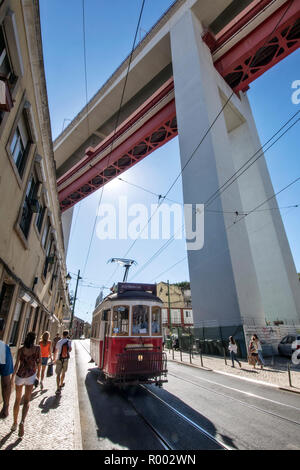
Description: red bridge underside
xmin=59 ymin=1 xmax=300 ymax=212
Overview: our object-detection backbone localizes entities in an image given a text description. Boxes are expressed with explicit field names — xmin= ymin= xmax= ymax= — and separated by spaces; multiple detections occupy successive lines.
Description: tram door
xmin=100 ymin=309 xmax=110 ymax=369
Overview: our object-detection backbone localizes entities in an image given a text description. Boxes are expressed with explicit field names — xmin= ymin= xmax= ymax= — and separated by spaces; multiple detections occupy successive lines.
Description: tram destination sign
xmin=117 ymin=282 xmax=157 ymax=295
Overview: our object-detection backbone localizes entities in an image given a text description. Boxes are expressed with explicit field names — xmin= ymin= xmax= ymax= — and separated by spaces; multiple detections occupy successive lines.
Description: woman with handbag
xmin=248 ymin=336 xmax=259 ymax=368
xmin=11 ymin=332 xmax=41 ymax=437
xmin=36 ymin=331 xmax=53 ymax=389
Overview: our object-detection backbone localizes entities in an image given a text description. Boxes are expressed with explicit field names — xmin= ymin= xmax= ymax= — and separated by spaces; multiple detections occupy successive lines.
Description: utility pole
xmin=167 ymin=280 xmax=172 ymax=332
xmin=69 ymin=270 xmax=82 ymax=334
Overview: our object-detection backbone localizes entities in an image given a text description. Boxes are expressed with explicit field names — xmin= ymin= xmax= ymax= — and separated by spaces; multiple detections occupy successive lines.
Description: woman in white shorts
xmin=11 ymin=332 xmax=41 ymax=437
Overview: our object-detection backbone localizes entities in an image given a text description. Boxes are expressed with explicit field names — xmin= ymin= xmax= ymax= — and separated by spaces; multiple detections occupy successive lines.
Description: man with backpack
xmin=54 ymin=330 xmax=72 ymax=395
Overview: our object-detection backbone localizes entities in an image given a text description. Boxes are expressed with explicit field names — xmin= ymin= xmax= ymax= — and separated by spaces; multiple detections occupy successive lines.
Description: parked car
xmin=278 ymin=335 xmax=300 ymax=357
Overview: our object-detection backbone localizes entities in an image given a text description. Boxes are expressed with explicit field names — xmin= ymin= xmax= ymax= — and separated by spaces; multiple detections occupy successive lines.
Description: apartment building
xmin=157 ymin=282 xmax=194 ymax=329
xmin=0 ymin=0 xmax=70 ymax=362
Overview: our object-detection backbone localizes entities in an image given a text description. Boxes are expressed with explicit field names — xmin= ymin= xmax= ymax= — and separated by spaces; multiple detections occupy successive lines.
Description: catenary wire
xmin=109 ymin=0 xmax=295 ymax=270
xmin=80 ymin=0 xmax=146 ymax=280
xmin=126 ymin=112 xmax=300 ymax=280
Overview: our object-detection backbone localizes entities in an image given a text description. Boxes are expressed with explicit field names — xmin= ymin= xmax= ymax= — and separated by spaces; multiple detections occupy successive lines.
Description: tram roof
xmin=106 ymin=290 xmax=163 ymax=303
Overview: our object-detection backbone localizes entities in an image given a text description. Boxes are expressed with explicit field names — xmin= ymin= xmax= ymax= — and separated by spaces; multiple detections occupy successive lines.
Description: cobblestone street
xmin=0 ymin=352 xmax=82 ymax=450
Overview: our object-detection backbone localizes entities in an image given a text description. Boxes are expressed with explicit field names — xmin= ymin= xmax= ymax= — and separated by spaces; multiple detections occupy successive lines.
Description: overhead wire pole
xmin=69 ymin=270 xmax=82 ymax=333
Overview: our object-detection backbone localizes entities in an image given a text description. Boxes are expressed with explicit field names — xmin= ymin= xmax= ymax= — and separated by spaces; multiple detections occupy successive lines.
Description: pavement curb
xmin=278 ymin=386 xmax=300 ymax=395
xmin=73 ymin=343 xmax=83 ymax=450
xmin=167 ymin=357 xmax=300 ymax=393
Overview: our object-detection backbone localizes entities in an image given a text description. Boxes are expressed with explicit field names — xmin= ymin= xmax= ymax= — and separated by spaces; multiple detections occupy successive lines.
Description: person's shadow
xmin=0 ymin=431 xmax=22 ymax=450
xmin=38 ymin=394 xmax=61 ymax=414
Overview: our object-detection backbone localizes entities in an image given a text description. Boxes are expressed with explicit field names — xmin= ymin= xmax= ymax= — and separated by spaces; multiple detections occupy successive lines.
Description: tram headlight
xmin=138 ymin=354 xmax=143 ymax=362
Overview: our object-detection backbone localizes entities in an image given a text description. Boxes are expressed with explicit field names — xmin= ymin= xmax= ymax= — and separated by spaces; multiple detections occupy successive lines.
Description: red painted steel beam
xmin=57 ymin=78 xmax=175 ymax=188
xmin=214 ymin=0 xmax=300 ymax=92
xmin=203 ymin=0 xmax=275 ymax=53
xmin=59 ymin=99 xmax=177 ymax=211
xmin=58 ymin=1 xmax=300 ymax=211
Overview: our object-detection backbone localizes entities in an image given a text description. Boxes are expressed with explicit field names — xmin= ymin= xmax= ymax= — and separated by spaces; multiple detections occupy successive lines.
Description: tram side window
xmin=151 ymin=307 xmax=162 ymax=335
xmin=92 ymin=319 xmax=98 ymax=338
xmin=112 ymin=306 xmax=129 ymax=336
xmin=102 ymin=309 xmax=110 ymax=321
xmin=132 ymin=305 xmax=149 ymax=335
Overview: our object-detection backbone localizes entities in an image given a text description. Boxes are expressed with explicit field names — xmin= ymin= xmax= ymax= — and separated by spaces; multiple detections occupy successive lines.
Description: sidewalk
xmin=166 ymin=349 xmax=300 ymax=391
xmin=0 ymin=352 xmax=82 ymax=450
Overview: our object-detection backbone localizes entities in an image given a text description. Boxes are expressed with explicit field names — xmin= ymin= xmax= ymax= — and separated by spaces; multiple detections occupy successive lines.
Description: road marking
xmin=168 ymin=370 xmax=300 ymax=412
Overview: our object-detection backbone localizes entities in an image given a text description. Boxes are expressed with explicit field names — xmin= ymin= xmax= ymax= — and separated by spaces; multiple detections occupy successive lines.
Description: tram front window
xmin=151 ymin=307 xmax=162 ymax=335
xmin=132 ymin=305 xmax=149 ymax=335
xmin=112 ymin=305 xmax=129 ymax=336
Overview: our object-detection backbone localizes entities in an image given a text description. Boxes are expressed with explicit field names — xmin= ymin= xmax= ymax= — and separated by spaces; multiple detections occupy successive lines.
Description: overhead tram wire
xmin=81 ymin=0 xmax=147 ymax=281
xmin=226 ymin=176 xmax=300 ymax=231
xmin=112 ymin=0 xmax=295 ymax=268
xmin=149 ymin=256 xmax=188 ymax=283
xmin=118 ymin=171 xmax=300 ymax=215
xmin=129 ymin=223 xmax=185 ymax=281
xmin=205 ymin=113 xmax=300 ymax=209
xmin=125 ymin=110 xmax=300 ymax=281
xmin=147 ymin=197 xmax=300 ymax=287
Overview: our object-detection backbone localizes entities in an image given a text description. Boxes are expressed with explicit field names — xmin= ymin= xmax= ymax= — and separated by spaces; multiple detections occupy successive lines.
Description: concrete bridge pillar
xmin=170 ymin=8 xmax=300 ymax=329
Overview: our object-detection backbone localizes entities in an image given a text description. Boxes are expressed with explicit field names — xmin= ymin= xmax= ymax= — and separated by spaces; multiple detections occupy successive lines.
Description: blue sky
xmin=40 ymin=0 xmax=300 ymax=322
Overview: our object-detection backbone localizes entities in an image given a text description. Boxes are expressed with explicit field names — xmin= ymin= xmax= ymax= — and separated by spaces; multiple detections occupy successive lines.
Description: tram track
xmin=167 ymin=371 xmax=300 ymax=428
xmin=77 ymin=340 xmax=229 ymax=450
xmin=138 ymin=384 xmax=232 ymax=450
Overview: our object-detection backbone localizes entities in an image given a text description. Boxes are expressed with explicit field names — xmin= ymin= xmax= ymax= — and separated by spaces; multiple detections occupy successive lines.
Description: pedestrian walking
xmin=248 ymin=336 xmax=259 ymax=368
xmin=0 ymin=319 xmax=14 ymax=419
xmin=253 ymin=334 xmax=265 ymax=369
xmin=54 ymin=330 xmax=72 ymax=395
xmin=52 ymin=332 xmax=61 ymax=354
xmin=228 ymin=336 xmax=242 ymax=368
xmin=37 ymin=331 xmax=53 ymax=389
xmin=11 ymin=331 xmax=41 ymax=437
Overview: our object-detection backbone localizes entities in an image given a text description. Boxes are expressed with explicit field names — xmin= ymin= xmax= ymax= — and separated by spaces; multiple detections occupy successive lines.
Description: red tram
xmin=90 ymin=282 xmax=168 ymax=387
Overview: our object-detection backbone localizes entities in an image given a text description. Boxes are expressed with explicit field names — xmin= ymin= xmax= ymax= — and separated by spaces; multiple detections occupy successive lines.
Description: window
xmin=112 ymin=305 xmax=129 ymax=336
xmin=10 ymin=111 xmax=31 ymax=178
xmin=0 ymin=26 xmax=14 ymax=117
xmin=151 ymin=307 xmax=161 ymax=335
xmin=43 ymin=236 xmax=54 ymax=279
xmin=102 ymin=309 xmax=110 ymax=322
xmin=132 ymin=305 xmax=149 ymax=336
xmin=21 ymin=306 xmax=32 ymax=344
xmin=92 ymin=317 xmax=100 ymax=338
xmin=9 ymin=300 xmax=23 ymax=346
xmin=162 ymin=309 xmax=168 ymax=324
xmin=0 ymin=282 xmax=15 ymax=333
xmin=287 ymin=336 xmax=296 ymax=344
xmin=36 ymin=200 xmax=46 ymax=233
xmin=32 ymin=308 xmax=39 ymax=333
xmin=170 ymin=309 xmax=181 ymax=324
xmin=183 ymin=309 xmax=193 ymax=325
xmin=19 ymin=174 xmax=39 ymax=239
xmin=280 ymin=336 xmax=289 ymax=344
xmin=41 ymin=217 xmax=50 ymax=249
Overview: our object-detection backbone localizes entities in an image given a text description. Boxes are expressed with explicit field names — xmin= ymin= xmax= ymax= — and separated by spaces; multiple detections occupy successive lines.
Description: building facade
xmin=157 ymin=282 xmax=193 ymax=331
xmin=72 ymin=316 xmax=85 ymax=339
xmin=0 ymin=0 xmax=70 ymax=372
